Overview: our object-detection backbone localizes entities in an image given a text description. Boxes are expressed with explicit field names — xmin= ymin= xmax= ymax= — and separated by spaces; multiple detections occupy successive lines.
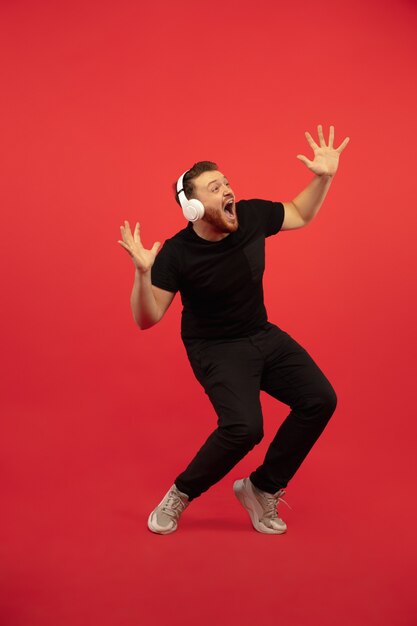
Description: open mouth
xmin=223 ymin=198 xmax=235 ymax=219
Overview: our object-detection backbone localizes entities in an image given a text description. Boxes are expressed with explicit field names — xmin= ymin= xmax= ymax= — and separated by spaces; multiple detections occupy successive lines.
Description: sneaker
xmin=233 ymin=477 xmax=291 ymax=534
xmin=147 ymin=484 xmax=190 ymax=535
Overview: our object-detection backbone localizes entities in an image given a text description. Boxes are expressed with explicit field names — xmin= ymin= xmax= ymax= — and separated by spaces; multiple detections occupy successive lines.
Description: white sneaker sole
xmin=233 ymin=478 xmax=287 ymax=534
xmin=147 ymin=509 xmax=177 ymax=535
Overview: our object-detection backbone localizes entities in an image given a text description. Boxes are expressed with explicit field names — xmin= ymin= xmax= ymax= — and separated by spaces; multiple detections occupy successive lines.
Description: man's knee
xmin=221 ymin=421 xmax=264 ymax=449
xmin=297 ymin=384 xmax=337 ymax=423
xmin=317 ymin=385 xmax=338 ymax=420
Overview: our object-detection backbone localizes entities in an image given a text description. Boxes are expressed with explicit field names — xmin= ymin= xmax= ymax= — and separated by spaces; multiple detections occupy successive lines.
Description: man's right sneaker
xmin=233 ymin=477 xmax=291 ymax=534
xmin=147 ymin=484 xmax=190 ymax=535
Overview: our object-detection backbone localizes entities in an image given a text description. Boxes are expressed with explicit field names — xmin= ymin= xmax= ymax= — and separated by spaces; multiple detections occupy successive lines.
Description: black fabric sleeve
xmin=150 ymin=240 xmax=181 ymax=293
xmin=247 ymin=199 xmax=285 ymax=237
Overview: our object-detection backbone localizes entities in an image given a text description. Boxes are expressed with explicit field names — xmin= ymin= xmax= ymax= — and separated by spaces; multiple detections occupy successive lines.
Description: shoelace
xmin=161 ymin=489 xmax=189 ymax=519
xmin=258 ymin=488 xmax=293 ymax=520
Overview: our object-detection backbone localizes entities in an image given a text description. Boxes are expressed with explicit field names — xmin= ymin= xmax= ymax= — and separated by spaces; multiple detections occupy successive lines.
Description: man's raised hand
xmin=296 ymin=124 xmax=350 ymax=177
xmin=117 ymin=220 xmax=161 ymax=273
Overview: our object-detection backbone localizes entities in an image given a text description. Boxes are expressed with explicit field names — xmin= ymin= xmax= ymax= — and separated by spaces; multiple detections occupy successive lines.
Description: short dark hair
xmin=172 ymin=161 xmax=218 ymax=207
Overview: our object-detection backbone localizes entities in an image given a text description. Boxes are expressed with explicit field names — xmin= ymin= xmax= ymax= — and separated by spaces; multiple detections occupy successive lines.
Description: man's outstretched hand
xmin=296 ymin=124 xmax=350 ymax=177
xmin=118 ymin=220 xmax=161 ymax=273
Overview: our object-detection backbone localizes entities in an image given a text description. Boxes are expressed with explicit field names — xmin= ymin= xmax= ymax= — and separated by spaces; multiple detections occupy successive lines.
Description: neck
xmin=191 ymin=220 xmax=231 ymax=242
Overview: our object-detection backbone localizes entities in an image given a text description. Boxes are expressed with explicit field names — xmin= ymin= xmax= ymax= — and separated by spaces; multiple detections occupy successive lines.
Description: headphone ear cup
xmin=182 ymin=199 xmax=205 ymax=222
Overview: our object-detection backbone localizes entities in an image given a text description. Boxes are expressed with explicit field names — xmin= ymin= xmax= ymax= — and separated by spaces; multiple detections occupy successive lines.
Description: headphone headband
xmin=176 ymin=170 xmax=188 ymax=198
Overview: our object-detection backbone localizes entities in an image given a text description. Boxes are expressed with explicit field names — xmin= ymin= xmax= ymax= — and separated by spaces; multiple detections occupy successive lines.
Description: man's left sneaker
xmin=233 ymin=477 xmax=291 ymax=534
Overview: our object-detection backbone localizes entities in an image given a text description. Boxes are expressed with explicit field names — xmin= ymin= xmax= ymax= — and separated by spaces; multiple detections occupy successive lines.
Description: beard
xmin=203 ymin=206 xmax=239 ymax=234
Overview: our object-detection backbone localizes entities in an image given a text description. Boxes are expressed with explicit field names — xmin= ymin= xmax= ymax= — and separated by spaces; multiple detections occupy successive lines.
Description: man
xmin=118 ymin=124 xmax=350 ymax=535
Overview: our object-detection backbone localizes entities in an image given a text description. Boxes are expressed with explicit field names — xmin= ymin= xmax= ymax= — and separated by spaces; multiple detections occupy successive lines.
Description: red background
xmin=1 ymin=0 xmax=416 ymax=624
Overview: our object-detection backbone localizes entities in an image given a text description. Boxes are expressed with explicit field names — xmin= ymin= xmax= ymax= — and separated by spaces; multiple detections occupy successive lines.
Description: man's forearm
xmin=130 ymin=269 xmax=161 ymax=329
xmin=292 ymin=174 xmax=333 ymax=224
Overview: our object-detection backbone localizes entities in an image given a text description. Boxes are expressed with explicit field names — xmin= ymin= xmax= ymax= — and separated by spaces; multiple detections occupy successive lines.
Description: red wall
xmin=1 ymin=1 xmax=416 ymax=624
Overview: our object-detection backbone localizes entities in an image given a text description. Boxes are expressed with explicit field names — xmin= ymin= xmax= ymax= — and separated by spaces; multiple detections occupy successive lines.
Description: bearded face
xmin=191 ymin=170 xmax=239 ymax=236
xmin=203 ymin=201 xmax=238 ymax=233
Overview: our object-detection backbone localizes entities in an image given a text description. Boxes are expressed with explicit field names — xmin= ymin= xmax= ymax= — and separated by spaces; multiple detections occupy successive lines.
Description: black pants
xmin=175 ymin=322 xmax=337 ymax=501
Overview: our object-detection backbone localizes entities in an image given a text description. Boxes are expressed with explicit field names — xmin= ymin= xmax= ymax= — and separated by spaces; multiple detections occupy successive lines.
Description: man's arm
xmin=281 ymin=124 xmax=349 ymax=230
xmin=118 ymin=220 xmax=176 ymax=330
xmin=282 ymin=174 xmax=332 ymax=230
xmin=130 ymin=270 xmax=175 ymax=329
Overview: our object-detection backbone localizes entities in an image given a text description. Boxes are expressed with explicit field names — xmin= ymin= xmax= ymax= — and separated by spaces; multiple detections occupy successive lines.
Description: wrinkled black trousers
xmin=175 ymin=322 xmax=337 ymax=501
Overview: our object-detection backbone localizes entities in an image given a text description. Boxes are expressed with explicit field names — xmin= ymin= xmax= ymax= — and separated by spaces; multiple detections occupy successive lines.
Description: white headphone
xmin=176 ymin=170 xmax=205 ymax=222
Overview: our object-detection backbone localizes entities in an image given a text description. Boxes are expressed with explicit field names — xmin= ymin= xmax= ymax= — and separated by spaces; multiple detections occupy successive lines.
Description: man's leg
xmin=175 ymin=338 xmax=265 ymax=501
xmin=249 ymin=324 xmax=337 ymax=494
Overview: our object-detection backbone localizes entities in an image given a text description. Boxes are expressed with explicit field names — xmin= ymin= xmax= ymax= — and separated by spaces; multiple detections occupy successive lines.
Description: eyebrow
xmin=207 ymin=177 xmax=228 ymax=188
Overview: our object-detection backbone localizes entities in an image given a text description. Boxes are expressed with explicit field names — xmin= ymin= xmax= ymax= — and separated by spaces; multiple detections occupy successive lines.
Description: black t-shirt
xmin=151 ymin=198 xmax=285 ymax=342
